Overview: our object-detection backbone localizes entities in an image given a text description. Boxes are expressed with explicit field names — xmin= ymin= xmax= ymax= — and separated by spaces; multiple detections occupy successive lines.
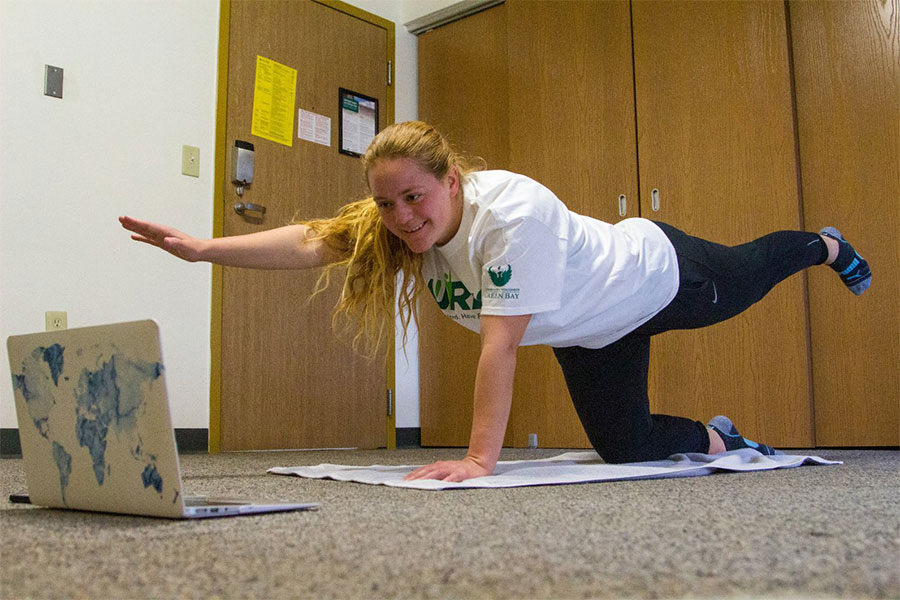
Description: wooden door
xmin=217 ymin=0 xmax=389 ymax=450
xmin=417 ymin=0 xmax=638 ymax=448
xmin=789 ymin=0 xmax=900 ymax=445
xmin=504 ymin=0 xmax=637 ymax=448
xmin=632 ymin=1 xmax=813 ymax=446
xmin=418 ymin=3 xmax=510 ymax=446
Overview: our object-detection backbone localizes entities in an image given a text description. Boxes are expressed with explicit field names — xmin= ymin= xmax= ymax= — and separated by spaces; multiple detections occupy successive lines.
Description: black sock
xmin=829 ymin=237 xmax=857 ymax=273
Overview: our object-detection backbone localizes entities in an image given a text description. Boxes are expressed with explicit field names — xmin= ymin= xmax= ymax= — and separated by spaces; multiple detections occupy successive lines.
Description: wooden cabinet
xmin=417 ymin=0 xmax=897 ymax=449
xmin=418 ymin=0 xmax=637 ymax=448
xmin=505 ymin=0 xmax=639 ymax=448
xmin=632 ymin=1 xmax=813 ymax=447
xmin=788 ymin=0 xmax=899 ymax=445
xmin=418 ymin=4 xmax=509 ymax=446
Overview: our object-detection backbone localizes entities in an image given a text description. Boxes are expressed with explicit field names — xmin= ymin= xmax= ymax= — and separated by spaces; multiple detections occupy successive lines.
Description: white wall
xmin=1 ymin=0 xmax=465 ymax=435
xmin=0 ymin=0 xmax=220 ymax=430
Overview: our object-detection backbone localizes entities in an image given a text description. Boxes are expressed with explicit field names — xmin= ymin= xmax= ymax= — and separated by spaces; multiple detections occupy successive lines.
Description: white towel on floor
xmin=267 ymin=449 xmax=840 ymax=490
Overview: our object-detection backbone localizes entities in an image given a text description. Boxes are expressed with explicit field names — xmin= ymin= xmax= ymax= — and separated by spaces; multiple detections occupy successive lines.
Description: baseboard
xmin=0 ymin=428 xmax=209 ymax=458
xmin=396 ymin=427 xmax=421 ymax=448
xmin=1 ymin=429 xmax=20 ymax=458
xmin=174 ymin=429 xmax=209 ymax=453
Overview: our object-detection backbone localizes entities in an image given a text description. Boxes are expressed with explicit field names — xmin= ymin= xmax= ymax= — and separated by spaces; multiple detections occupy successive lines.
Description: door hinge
xmin=387 ymin=60 xmax=393 ymax=86
xmin=386 ymin=389 xmax=394 ymax=417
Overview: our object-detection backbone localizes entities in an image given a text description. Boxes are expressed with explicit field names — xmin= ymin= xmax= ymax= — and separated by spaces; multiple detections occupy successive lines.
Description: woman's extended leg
xmin=553 ymin=223 xmax=870 ymax=462
xmin=639 ymin=223 xmax=867 ymax=333
xmin=634 ymin=222 xmax=870 ymax=454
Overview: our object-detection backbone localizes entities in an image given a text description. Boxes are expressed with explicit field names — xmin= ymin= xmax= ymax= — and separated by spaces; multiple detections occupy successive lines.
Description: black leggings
xmin=552 ymin=222 xmax=829 ymax=463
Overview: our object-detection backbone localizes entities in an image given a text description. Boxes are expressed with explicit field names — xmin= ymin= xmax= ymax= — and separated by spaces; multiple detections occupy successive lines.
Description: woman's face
xmin=368 ymin=157 xmax=462 ymax=254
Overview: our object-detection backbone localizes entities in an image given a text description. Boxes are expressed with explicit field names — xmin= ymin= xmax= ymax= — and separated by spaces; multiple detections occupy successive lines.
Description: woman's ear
xmin=446 ymin=165 xmax=460 ymax=197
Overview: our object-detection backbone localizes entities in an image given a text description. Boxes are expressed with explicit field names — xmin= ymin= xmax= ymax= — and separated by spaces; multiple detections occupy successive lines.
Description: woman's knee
xmin=590 ymin=416 xmax=708 ymax=463
xmin=593 ymin=439 xmax=660 ymax=464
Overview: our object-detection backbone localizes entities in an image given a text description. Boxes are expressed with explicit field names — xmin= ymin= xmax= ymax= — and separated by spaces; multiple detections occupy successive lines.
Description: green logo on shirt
xmin=428 ymin=273 xmax=482 ymax=311
xmin=488 ymin=264 xmax=513 ymax=287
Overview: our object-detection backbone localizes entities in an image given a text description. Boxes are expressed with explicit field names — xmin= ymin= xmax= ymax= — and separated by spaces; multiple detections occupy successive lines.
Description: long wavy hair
xmin=294 ymin=121 xmax=484 ymax=358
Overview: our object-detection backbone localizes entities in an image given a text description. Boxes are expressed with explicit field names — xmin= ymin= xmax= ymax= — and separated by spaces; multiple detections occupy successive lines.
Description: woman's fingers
xmin=120 ymin=216 xmax=199 ymax=261
xmin=120 ymin=216 xmax=177 ymax=242
xmin=403 ymin=459 xmax=489 ymax=482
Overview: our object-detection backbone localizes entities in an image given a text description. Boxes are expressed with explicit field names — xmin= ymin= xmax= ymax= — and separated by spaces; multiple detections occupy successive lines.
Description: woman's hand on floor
xmin=403 ymin=457 xmax=492 ymax=482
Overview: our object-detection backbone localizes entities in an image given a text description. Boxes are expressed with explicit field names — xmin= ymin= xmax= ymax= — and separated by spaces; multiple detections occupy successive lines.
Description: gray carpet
xmin=1 ymin=448 xmax=897 ymax=599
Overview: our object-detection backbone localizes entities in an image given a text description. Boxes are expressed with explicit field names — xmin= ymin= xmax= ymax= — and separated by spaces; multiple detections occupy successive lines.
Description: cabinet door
xmin=417 ymin=0 xmax=639 ymax=448
xmin=789 ymin=0 xmax=900 ymax=445
xmin=505 ymin=0 xmax=638 ymax=447
xmin=632 ymin=1 xmax=814 ymax=446
xmin=418 ymin=4 xmax=509 ymax=446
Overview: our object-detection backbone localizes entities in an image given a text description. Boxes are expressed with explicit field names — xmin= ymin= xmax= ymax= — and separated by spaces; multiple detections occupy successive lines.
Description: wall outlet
xmin=45 ymin=311 xmax=67 ymax=331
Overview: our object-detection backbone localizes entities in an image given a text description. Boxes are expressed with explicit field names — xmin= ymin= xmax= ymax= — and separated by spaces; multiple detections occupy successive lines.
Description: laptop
xmin=6 ymin=319 xmax=319 ymax=519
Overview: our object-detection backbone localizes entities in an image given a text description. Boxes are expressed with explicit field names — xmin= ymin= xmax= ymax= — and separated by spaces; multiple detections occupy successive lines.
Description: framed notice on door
xmin=338 ymin=88 xmax=379 ymax=157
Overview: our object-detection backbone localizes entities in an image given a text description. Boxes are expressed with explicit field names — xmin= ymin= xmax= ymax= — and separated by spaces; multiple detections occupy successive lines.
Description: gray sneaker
xmin=708 ymin=415 xmax=782 ymax=456
xmin=819 ymin=227 xmax=872 ymax=295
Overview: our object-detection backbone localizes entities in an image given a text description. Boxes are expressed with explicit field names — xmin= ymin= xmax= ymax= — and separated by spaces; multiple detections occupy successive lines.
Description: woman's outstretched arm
xmin=119 ymin=215 xmax=342 ymax=270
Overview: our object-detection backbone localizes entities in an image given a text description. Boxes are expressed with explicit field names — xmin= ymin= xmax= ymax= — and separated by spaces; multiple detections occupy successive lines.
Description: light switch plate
xmin=182 ymin=145 xmax=200 ymax=178
xmin=44 ymin=65 xmax=63 ymax=99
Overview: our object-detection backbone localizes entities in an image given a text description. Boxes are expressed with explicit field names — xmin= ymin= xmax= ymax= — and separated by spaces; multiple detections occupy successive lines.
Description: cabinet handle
xmin=618 ymin=194 xmax=627 ymax=217
xmin=651 ymin=188 xmax=661 ymax=212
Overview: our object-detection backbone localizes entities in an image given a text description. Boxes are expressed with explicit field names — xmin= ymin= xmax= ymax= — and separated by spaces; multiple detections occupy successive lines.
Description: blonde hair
xmin=295 ymin=121 xmax=484 ymax=358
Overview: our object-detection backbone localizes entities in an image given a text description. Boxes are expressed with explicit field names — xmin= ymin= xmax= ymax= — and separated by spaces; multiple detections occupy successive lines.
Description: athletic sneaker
xmin=708 ymin=415 xmax=781 ymax=456
xmin=819 ymin=227 xmax=872 ymax=295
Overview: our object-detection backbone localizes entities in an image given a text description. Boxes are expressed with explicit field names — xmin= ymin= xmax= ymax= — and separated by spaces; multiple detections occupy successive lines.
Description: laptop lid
xmin=8 ymin=320 xmax=187 ymax=518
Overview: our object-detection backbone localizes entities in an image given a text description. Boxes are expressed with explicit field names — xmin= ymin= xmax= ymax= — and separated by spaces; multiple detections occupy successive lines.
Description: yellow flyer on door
xmin=251 ymin=55 xmax=297 ymax=147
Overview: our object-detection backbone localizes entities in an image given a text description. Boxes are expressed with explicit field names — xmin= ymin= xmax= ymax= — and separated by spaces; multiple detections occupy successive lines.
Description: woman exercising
xmin=120 ymin=121 xmax=871 ymax=482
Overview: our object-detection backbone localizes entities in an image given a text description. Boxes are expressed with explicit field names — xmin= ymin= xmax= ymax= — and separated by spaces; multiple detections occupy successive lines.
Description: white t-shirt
xmin=422 ymin=170 xmax=680 ymax=349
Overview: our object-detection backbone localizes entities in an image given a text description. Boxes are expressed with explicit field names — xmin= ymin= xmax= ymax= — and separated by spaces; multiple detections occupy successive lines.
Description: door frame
xmin=209 ymin=0 xmax=396 ymax=453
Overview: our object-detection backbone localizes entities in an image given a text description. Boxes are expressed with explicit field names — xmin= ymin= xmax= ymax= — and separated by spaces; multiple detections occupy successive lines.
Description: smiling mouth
xmin=403 ymin=222 xmax=426 ymax=234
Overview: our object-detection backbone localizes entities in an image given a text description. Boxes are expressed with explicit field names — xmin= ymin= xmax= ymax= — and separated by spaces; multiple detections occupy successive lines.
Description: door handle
xmin=234 ymin=202 xmax=267 ymax=217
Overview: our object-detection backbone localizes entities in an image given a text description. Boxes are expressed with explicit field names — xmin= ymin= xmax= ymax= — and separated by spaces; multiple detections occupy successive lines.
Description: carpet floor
xmin=1 ymin=447 xmax=897 ymax=599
